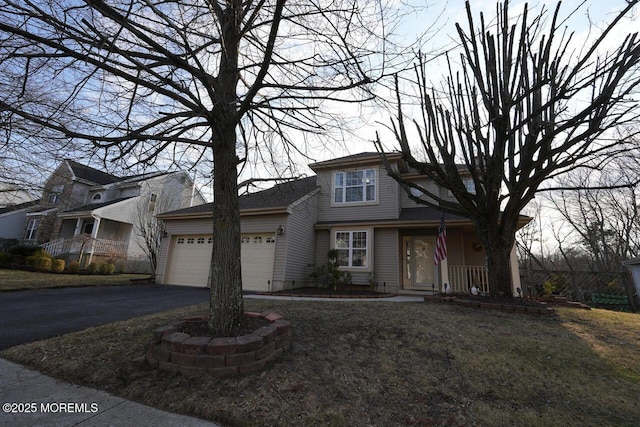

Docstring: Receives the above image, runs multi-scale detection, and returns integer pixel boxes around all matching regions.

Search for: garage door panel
[165,235,212,287]
[166,233,275,291]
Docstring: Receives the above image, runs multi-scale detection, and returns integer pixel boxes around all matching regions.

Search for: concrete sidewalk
[0,358,219,427]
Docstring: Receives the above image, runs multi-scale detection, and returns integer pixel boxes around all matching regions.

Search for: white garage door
[166,233,276,291]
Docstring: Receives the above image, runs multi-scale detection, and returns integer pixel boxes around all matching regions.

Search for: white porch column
[73,218,82,236]
[510,244,522,297]
[86,216,101,266]
[441,258,450,294]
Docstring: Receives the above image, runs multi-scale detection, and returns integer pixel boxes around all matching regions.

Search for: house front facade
[2,160,205,270]
[156,152,527,295]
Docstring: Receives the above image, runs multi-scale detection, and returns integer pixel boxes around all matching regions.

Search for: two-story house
[3,159,205,271]
[155,152,527,295]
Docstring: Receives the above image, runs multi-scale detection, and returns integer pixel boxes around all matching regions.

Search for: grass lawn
[2,300,639,426]
[0,269,151,291]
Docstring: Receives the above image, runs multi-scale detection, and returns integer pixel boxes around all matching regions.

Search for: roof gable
[66,160,121,185]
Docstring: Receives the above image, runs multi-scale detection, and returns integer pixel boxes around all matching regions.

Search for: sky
[322,0,640,161]
[280,0,640,256]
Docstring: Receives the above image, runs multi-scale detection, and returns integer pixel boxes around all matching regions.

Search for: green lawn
[2,300,639,426]
[0,269,151,291]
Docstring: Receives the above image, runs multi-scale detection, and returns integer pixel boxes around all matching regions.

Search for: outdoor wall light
[277,225,285,235]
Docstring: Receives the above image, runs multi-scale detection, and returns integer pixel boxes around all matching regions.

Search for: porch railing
[41,236,128,258]
[448,265,489,294]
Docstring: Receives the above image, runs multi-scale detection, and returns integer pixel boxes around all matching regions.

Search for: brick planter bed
[146,311,291,378]
[423,295,558,316]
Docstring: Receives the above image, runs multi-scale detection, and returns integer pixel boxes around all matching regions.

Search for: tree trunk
[478,221,516,298]
[484,243,514,297]
[208,138,244,336]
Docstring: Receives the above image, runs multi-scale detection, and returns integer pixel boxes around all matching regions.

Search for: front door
[402,236,437,290]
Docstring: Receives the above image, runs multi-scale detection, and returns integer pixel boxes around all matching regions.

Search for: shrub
[51,259,65,273]
[99,262,115,275]
[86,262,99,274]
[67,261,80,274]
[308,250,352,290]
[9,244,46,258]
[0,238,19,252]
[0,252,11,267]
[27,255,52,272]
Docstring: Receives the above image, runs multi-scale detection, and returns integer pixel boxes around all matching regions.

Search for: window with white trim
[334,230,368,268]
[334,169,376,204]
[48,185,63,204]
[25,219,40,240]
[148,193,158,213]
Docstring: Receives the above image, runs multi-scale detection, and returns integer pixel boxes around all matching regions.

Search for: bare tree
[375,0,640,297]
[0,0,399,334]
[546,156,640,273]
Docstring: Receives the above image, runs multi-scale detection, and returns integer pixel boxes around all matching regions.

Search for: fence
[520,267,637,311]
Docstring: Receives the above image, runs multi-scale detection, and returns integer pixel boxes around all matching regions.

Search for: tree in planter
[0,0,399,334]
[375,0,640,297]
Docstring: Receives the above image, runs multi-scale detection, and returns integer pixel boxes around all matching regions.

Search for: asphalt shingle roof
[161,176,318,217]
[66,160,121,185]
[62,197,134,213]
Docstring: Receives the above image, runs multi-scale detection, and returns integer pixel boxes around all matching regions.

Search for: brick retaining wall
[146,311,291,378]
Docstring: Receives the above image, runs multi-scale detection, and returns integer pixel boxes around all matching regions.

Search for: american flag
[434,213,447,265]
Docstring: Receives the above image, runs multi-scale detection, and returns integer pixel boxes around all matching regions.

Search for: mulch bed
[424,293,591,316]
[263,286,395,298]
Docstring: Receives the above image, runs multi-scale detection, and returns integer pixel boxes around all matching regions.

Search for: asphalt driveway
[0,285,208,350]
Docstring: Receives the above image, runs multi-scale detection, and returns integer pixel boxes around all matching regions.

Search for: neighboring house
[156,152,529,294]
[1,159,205,270]
[0,184,36,208]
[0,200,41,240]
[621,258,640,307]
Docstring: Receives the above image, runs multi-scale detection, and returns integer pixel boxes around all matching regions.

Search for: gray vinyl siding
[400,178,440,208]
[446,228,464,265]
[315,229,330,267]
[316,165,400,222]
[373,228,400,293]
[0,210,28,240]
[281,194,319,289]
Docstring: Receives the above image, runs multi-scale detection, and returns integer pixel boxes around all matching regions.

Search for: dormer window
[333,169,376,204]
[92,193,102,202]
[48,185,63,204]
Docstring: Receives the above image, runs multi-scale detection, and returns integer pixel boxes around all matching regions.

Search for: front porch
[41,215,132,264]
[41,235,128,260]
[400,230,521,296]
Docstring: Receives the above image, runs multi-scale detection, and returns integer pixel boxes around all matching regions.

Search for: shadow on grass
[1,300,639,426]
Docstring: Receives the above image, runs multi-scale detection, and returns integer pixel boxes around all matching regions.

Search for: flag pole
[435,212,449,293]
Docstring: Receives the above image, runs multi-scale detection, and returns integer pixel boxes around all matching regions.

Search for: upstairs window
[148,193,158,213]
[92,193,102,202]
[464,178,476,194]
[334,169,376,204]
[48,185,64,204]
